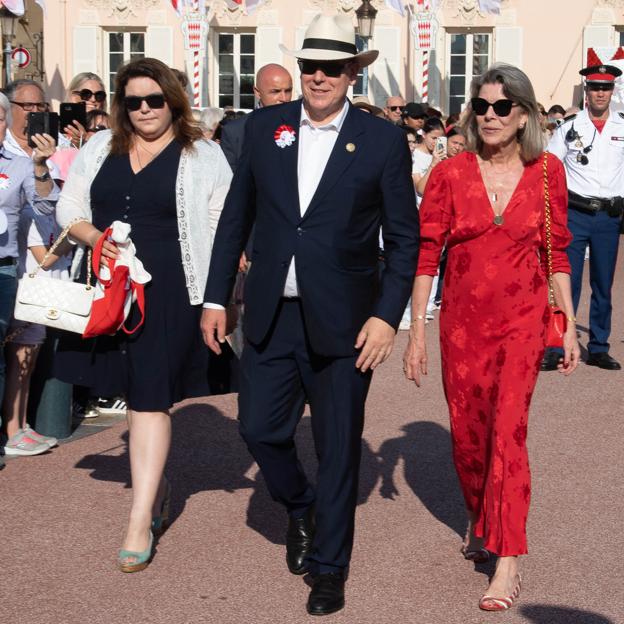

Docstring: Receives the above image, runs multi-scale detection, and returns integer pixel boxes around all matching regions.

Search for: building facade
[3,0,624,112]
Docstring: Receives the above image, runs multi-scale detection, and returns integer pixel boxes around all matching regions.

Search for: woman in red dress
[404,64,580,611]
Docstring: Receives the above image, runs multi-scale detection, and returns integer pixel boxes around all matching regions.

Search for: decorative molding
[146,9,167,25]
[453,0,484,23]
[591,8,616,24]
[307,0,382,13]
[84,0,159,23]
[598,0,624,8]
[79,9,99,24]
[257,10,279,25]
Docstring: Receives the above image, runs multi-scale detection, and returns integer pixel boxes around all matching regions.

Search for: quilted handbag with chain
[13,218,95,334]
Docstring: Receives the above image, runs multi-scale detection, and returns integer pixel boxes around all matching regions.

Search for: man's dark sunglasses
[297,59,348,78]
[73,89,107,103]
[10,100,49,112]
[587,84,614,92]
[124,94,166,111]
[87,125,108,133]
[389,105,404,112]
[471,97,517,117]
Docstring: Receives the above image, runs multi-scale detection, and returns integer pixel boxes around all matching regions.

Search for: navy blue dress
[56,140,235,410]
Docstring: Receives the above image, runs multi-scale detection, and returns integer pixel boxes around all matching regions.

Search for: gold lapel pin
[346,143,356,153]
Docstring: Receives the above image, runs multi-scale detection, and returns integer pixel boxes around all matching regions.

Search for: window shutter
[370,26,401,106]
[146,26,174,67]
[583,25,614,64]
[73,26,98,76]
[256,26,282,70]
[495,27,523,68]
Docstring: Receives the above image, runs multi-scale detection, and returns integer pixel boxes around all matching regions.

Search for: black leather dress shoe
[540,351,561,371]
[307,573,345,616]
[586,352,622,370]
[286,506,315,575]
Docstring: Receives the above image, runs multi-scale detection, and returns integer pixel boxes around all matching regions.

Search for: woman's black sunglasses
[73,89,107,103]
[471,97,517,117]
[124,94,166,111]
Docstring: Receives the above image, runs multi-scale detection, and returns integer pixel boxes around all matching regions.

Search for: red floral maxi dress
[416,151,572,556]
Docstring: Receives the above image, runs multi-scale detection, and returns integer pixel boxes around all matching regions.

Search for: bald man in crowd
[220,63,293,171]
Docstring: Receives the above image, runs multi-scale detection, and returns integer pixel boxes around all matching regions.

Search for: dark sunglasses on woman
[297,59,348,78]
[73,89,107,103]
[124,94,166,111]
[470,97,517,117]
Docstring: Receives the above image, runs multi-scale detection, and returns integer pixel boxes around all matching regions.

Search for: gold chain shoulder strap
[30,217,92,286]
[542,152,555,307]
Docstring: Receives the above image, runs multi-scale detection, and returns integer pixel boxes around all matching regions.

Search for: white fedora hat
[280,14,379,68]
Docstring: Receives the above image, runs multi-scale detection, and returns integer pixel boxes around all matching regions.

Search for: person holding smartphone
[63,73,108,148]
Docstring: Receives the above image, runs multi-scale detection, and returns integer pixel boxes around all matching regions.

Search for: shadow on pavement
[521,605,614,624]
[378,421,466,538]
[74,403,256,530]
[246,415,381,545]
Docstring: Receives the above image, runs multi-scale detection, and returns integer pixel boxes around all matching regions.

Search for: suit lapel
[303,104,365,220]
[277,102,303,223]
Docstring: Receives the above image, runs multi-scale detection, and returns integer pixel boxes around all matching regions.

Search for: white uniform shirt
[547,107,624,199]
[282,99,350,298]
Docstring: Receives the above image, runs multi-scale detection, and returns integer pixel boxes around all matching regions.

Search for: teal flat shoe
[151,480,172,536]
[118,530,154,573]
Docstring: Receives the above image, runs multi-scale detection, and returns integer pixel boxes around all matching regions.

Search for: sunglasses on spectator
[297,59,349,78]
[87,124,108,133]
[73,89,107,103]
[389,106,405,112]
[470,97,517,117]
[10,100,49,112]
[124,94,166,111]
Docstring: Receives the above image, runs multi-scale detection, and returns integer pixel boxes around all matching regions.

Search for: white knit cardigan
[56,129,232,305]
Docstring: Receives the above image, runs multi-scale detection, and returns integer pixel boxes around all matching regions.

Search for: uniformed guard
[543,64,624,370]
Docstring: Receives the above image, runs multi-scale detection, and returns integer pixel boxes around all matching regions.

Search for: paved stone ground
[2,245,623,624]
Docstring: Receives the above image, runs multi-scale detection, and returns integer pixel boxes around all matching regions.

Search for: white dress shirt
[547,107,624,199]
[283,99,350,297]
[204,99,350,308]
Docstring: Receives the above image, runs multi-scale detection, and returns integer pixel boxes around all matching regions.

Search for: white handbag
[13,218,95,334]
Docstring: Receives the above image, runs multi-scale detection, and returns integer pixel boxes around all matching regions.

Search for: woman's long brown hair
[109,57,202,154]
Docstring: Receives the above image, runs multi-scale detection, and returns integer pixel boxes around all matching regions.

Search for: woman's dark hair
[422,117,445,135]
[110,57,202,155]
[547,104,566,117]
[446,126,465,139]
[85,109,109,128]
[445,113,460,128]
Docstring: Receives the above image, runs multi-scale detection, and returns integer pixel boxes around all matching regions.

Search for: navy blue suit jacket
[205,100,419,357]
[219,115,247,172]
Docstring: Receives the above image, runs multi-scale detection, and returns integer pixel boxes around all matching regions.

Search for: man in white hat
[202,14,418,615]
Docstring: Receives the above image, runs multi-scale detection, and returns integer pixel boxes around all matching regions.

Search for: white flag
[479,0,501,14]
[246,0,264,14]
[385,0,405,17]
[0,0,25,16]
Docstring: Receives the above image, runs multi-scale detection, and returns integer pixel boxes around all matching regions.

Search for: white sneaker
[3,430,50,456]
[96,397,127,416]
[24,426,58,449]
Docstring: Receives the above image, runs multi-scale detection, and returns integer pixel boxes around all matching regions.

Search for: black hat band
[302,38,357,56]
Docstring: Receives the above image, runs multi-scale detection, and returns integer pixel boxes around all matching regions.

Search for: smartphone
[435,136,447,157]
[59,102,87,132]
[27,112,59,149]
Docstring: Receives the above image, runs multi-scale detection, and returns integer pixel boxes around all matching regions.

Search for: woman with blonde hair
[56,58,232,572]
[404,63,580,611]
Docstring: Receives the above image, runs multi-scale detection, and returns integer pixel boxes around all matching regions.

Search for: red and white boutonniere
[274,125,296,149]
[0,173,10,190]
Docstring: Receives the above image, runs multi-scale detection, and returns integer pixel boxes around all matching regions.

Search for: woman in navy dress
[57,58,233,571]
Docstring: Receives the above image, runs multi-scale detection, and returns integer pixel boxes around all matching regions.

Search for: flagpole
[192,0,201,106]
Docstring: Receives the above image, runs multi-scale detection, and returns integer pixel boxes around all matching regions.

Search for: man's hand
[201,308,227,354]
[31,133,56,164]
[355,317,395,372]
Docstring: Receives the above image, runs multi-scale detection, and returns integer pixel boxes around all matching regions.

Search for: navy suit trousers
[566,207,621,353]
[238,299,372,574]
